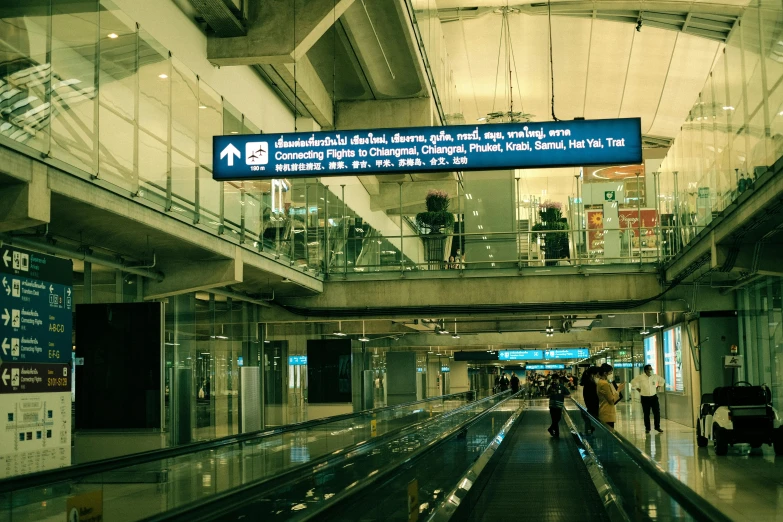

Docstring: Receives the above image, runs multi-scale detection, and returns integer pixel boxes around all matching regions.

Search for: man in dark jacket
[510,372,520,392]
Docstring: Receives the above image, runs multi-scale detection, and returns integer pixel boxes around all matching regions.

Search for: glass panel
[170,57,197,213]
[97,0,136,192]
[0,3,51,151]
[198,80,221,230]
[50,0,98,174]
[137,29,168,204]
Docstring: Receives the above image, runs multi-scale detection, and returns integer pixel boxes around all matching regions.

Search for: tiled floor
[613,400,783,522]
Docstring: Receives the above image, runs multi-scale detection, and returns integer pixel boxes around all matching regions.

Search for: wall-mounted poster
[307,339,352,403]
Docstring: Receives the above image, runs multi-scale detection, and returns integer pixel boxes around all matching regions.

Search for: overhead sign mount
[213,118,642,181]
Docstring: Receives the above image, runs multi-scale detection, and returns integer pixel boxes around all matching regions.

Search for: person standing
[597,364,624,429]
[580,366,600,433]
[547,376,571,437]
[510,372,520,393]
[499,373,510,392]
[631,364,666,433]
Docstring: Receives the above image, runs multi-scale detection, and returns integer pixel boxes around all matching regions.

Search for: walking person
[631,364,666,433]
[580,366,600,433]
[547,376,571,437]
[510,372,520,393]
[499,373,510,392]
[597,364,625,429]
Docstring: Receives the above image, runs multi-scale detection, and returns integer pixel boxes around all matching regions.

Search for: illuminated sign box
[613,362,640,368]
[441,366,450,373]
[526,364,565,370]
[213,118,642,181]
[544,348,589,360]
[288,356,307,366]
[498,350,543,361]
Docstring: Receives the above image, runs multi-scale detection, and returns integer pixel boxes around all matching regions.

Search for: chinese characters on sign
[213,119,642,180]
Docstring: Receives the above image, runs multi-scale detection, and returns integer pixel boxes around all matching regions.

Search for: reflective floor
[613,401,783,522]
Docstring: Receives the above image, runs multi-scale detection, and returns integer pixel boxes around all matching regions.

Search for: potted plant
[416,190,454,268]
[532,200,569,266]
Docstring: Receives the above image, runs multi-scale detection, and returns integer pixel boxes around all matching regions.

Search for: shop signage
[288,355,307,366]
[544,348,589,359]
[0,247,72,365]
[587,209,659,254]
[526,364,565,370]
[498,350,543,361]
[213,118,642,180]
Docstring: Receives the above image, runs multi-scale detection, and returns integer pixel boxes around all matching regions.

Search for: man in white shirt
[631,364,666,433]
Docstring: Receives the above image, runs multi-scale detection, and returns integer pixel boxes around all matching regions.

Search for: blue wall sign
[288,355,308,366]
[0,247,72,365]
[526,364,566,370]
[213,118,642,180]
[441,366,450,373]
[498,350,543,361]
[544,348,589,360]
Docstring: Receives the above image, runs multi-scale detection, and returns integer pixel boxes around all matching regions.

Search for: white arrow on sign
[2,277,7,296]
[2,250,9,268]
[1,369,8,386]
[49,284,53,293]
[67,288,71,297]
[1,338,7,355]
[1,309,8,326]
[220,143,241,166]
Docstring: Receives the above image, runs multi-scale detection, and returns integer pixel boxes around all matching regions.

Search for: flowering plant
[425,189,450,212]
[539,200,563,212]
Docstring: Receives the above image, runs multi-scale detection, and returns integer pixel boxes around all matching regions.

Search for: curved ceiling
[441,10,724,137]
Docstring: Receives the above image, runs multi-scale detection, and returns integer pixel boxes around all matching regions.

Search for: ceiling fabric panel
[583,18,635,120]
[646,34,721,136]
[550,14,592,120]
[619,26,678,130]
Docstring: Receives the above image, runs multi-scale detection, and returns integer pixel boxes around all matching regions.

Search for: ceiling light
[640,329,650,335]
[452,334,460,339]
[107,33,118,39]
[158,73,168,79]
[358,321,369,342]
[722,106,735,111]
[333,320,347,337]
[199,105,207,109]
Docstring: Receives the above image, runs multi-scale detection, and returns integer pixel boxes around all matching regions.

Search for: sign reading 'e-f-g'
[212,118,642,181]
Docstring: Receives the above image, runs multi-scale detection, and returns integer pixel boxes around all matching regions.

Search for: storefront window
[643,334,659,374]
[663,326,684,392]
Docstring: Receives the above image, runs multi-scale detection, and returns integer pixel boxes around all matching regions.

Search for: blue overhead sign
[526,364,566,370]
[498,350,543,361]
[212,118,642,180]
[544,348,589,360]
[0,247,73,366]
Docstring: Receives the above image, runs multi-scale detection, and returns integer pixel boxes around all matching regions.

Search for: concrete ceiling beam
[207,0,356,65]
[0,161,49,232]
[144,246,244,300]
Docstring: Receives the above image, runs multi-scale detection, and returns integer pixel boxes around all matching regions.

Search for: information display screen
[213,118,642,180]
[526,364,565,370]
[288,355,308,366]
[498,350,543,361]
[544,348,589,360]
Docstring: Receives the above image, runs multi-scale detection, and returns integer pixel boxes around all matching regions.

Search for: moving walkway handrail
[146,390,515,522]
[568,399,732,522]
[0,391,473,493]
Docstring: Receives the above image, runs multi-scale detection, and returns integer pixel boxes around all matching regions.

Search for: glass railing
[146,390,518,522]
[0,392,474,522]
[563,400,732,522]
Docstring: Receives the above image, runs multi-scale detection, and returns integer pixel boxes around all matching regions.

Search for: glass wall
[657,3,783,252]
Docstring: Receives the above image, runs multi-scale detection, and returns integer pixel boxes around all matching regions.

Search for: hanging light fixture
[640,314,650,335]
[481,5,534,123]
[545,316,554,337]
[333,321,347,337]
[653,312,664,329]
[359,321,370,342]
[452,318,460,339]
[264,323,271,344]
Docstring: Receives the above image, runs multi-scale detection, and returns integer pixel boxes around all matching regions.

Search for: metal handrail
[145,390,514,522]
[0,391,473,493]
[567,399,733,522]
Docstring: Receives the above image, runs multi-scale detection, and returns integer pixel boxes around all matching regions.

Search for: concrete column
[386,352,417,406]
[0,162,50,232]
[449,361,469,394]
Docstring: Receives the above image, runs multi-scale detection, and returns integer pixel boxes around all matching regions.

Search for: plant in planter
[415,189,454,234]
[532,200,569,266]
[416,190,454,268]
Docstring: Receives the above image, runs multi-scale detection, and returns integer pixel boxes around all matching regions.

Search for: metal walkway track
[465,409,609,522]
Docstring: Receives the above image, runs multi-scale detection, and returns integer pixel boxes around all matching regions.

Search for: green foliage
[533,205,569,264]
[416,211,454,234]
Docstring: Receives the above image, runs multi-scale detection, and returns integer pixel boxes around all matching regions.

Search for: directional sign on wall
[213,118,642,180]
[0,247,73,364]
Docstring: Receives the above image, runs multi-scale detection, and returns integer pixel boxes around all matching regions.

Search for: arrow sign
[1,338,8,355]
[1,368,8,386]
[49,284,54,293]
[2,277,7,295]
[1,309,8,326]
[67,288,71,297]
[220,144,241,166]
[2,250,9,268]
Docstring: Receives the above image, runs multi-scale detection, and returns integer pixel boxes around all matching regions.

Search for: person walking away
[580,366,600,433]
[547,376,571,437]
[597,364,624,429]
[510,372,520,393]
[631,364,665,433]
[499,373,510,392]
